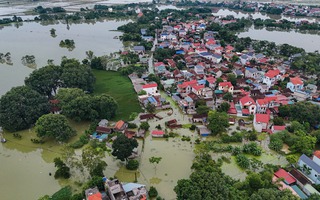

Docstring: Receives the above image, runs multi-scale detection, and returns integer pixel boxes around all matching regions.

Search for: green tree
[0,86,49,131]
[223,92,233,102]
[62,94,117,121]
[50,28,56,37]
[60,59,96,93]
[82,146,107,177]
[307,194,320,200]
[85,50,94,62]
[236,154,250,169]
[273,117,284,126]
[196,105,210,115]
[227,73,237,86]
[55,88,86,108]
[140,121,150,131]
[207,111,229,135]
[126,159,139,170]
[51,186,72,200]
[149,186,158,198]
[291,130,316,155]
[35,113,76,142]
[92,94,118,120]
[112,134,138,163]
[90,56,104,70]
[174,170,243,200]
[53,157,70,179]
[146,102,156,113]
[149,156,162,172]
[25,65,62,97]
[217,102,230,112]
[230,55,239,64]
[249,188,299,200]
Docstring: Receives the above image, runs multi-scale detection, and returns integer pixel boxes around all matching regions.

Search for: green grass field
[93,70,142,121]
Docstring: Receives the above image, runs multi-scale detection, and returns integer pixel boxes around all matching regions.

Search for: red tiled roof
[273,125,286,131]
[219,81,233,88]
[206,39,216,45]
[314,150,320,159]
[114,120,125,130]
[240,95,256,106]
[142,83,158,89]
[154,62,165,67]
[290,77,303,85]
[88,193,102,200]
[225,45,234,51]
[242,109,250,115]
[178,80,197,88]
[192,85,204,91]
[265,69,280,78]
[255,114,270,123]
[274,169,296,185]
[151,130,165,135]
[206,76,216,84]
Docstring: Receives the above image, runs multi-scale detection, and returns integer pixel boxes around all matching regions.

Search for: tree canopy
[55,88,86,108]
[0,86,49,131]
[112,134,138,162]
[35,113,76,142]
[60,59,96,92]
[279,102,320,127]
[62,94,118,121]
[207,110,229,135]
[25,65,62,98]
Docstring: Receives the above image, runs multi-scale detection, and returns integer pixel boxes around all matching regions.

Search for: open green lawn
[93,70,142,121]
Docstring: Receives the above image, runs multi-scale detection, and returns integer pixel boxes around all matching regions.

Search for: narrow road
[148,32,158,74]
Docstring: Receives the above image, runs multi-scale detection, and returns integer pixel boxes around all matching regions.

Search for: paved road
[148,32,158,74]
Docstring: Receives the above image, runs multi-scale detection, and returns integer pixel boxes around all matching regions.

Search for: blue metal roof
[148,96,157,104]
[291,185,308,199]
[185,96,193,103]
[123,183,146,193]
[246,67,258,73]
[199,52,213,56]
[299,154,320,173]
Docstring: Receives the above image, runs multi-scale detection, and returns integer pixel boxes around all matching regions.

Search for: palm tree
[303,164,312,175]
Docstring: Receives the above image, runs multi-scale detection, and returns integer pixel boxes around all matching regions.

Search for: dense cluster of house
[271,151,320,199]
[85,179,147,200]
[130,16,319,135]
[212,0,320,17]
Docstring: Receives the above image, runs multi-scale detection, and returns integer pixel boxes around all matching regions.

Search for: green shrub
[126,160,139,170]
[189,124,196,130]
[149,186,158,198]
[128,123,137,129]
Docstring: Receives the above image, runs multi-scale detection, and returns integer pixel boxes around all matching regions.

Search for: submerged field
[93,70,142,121]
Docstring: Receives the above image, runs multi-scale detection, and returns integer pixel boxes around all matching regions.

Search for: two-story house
[245,67,261,80]
[287,77,304,92]
[142,83,158,95]
[239,95,256,115]
[263,69,281,86]
[298,154,320,184]
[253,113,270,132]
[218,82,234,94]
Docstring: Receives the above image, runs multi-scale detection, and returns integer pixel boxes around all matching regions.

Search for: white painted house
[253,113,270,132]
[298,154,320,184]
[263,69,281,86]
[142,83,158,95]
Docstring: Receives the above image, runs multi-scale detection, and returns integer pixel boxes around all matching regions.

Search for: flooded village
[1,0,320,200]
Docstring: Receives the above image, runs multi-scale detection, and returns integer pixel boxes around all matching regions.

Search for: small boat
[1,138,6,143]
[113,36,118,39]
